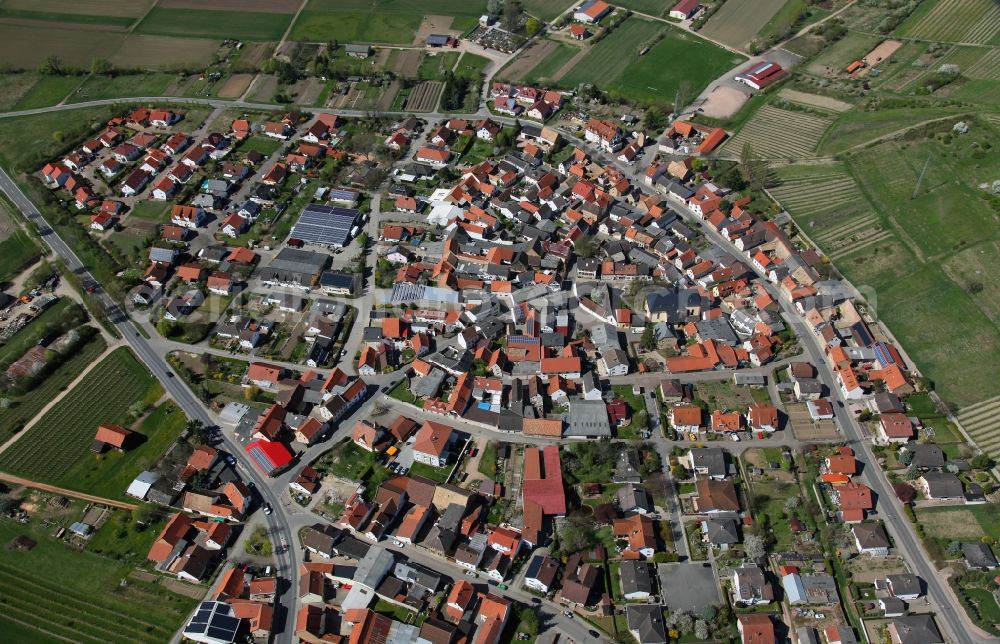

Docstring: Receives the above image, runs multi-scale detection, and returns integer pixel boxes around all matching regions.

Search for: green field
[454,53,490,80]
[517,42,578,84]
[289,10,422,44]
[0,214,41,284]
[67,73,175,104]
[0,333,107,437]
[520,0,574,21]
[13,74,81,109]
[0,506,197,643]
[418,51,460,81]
[900,0,1000,45]
[0,8,135,26]
[56,401,187,500]
[816,106,971,155]
[699,0,787,49]
[128,200,171,222]
[290,0,486,43]
[135,7,291,41]
[0,105,112,171]
[558,18,740,103]
[609,0,672,14]
[0,347,162,484]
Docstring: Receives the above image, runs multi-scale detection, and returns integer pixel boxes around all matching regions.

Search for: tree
[525,17,541,35]
[487,0,503,15]
[784,496,800,511]
[91,58,114,75]
[893,482,915,504]
[694,619,709,640]
[644,104,666,132]
[898,447,914,466]
[38,55,63,76]
[639,324,656,351]
[744,533,767,560]
[971,453,993,470]
[594,503,618,525]
[0,494,19,514]
[669,610,693,633]
[739,141,771,193]
[904,463,919,480]
[702,604,717,622]
[671,463,687,480]
[503,0,523,31]
[574,234,598,258]
[132,503,154,526]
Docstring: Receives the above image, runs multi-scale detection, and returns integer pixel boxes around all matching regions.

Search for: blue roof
[427,34,450,45]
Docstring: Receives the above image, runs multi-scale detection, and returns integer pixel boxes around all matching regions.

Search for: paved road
[0,168,301,643]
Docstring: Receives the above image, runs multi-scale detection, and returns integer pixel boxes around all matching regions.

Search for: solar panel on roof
[247,444,275,473]
[291,204,359,247]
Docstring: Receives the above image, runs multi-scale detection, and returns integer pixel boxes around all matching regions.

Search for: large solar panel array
[184,601,241,643]
[291,204,359,248]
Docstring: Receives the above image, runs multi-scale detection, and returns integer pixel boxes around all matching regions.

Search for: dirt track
[0,472,137,510]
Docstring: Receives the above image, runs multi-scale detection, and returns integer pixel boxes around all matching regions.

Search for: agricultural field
[0,74,43,109]
[0,347,162,484]
[403,81,443,112]
[135,7,292,41]
[0,204,42,283]
[288,0,487,45]
[12,75,81,109]
[520,0,574,21]
[722,104,832,159]
[500,39,574,83]
[0,0,152,18]
[959,395,1000,459]
[900,0,1000,45]
[0,24,125,69]
[770,162,881,260]
[0,498,197,643]
[559,18,662,88]
[66,72,175,104]
[57,401,188,500]
[699,0,787,50]
[454,52,490,80]
[550,17,738,103]
[776,89,853,113]
[109,34,224,69]
[418,51,460,81]
[0,335,107,437]
[816,106,971,155]
[0,8,135,27]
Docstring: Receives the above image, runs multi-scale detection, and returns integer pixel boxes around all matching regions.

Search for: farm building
[670,0,699,20]
[245,439,294,476]
[426,34,456,47]
[290,204,360,248]
[574,0,611,23]
[92,423,134,453]
[345,43,372,58]
[735,61,786,90]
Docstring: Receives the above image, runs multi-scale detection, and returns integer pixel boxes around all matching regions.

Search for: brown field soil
[919,509,985,539]
[0,24,124,68]
[110,34,221,69]
[236,42,273,71]
[218,73,254,98]
[1,0,153,17]
[248,74,278,102]
[0,74,38,109]
[550,46,589,82]
[291,77,324,105]
[393,48,423,79]
[376,80,400,111]
[0,16,128,31]
[501,39,556,82]
[157,0,300,12]
[408,80,443,111]
[698,85,749,119]
[413,15,458,45]
[162,74,197,96]
[778,89,853,113]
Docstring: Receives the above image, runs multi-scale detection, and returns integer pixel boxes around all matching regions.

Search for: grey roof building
[626,604,667,644]
[963,542,998,570]
[617,483,653,515]
[704,517,740,546]
[920,472,964,499]
[905,443,944,469]
[291,204,359,248]
[619,560,654,599]
[686,447,727,479]
[888,616,943,644]
[258,248,330,288]
[566,400,612,438]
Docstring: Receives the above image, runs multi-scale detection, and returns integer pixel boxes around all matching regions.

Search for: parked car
[262,504,272,515]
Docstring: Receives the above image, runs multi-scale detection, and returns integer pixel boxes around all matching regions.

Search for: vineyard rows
[0,348,157,482]
[905,0,1000,44]
[722,105,831,159]
[959,395,1000,458]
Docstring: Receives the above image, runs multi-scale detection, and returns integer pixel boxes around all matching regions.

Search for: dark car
[589,630,600,638]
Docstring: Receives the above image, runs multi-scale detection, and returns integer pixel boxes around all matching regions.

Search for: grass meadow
[135,7,291,41]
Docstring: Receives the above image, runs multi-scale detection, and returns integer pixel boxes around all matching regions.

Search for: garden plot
[699,0,787,50]
[722,105,832,159]
[405,81,443,112]
[777,89,853,113]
